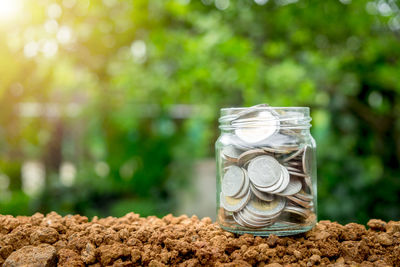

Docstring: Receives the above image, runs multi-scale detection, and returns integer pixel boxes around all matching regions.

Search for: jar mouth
[220,106,309,113]
[219,105,311,130]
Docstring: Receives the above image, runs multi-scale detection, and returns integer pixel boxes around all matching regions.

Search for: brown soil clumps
[0,212,399,266]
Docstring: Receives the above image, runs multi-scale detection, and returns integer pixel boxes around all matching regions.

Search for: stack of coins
[219,106,315,229]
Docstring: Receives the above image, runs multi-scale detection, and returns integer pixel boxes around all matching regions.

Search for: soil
[0,213,399,266]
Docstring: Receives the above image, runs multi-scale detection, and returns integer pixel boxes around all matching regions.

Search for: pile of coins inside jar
[219,105,315,229]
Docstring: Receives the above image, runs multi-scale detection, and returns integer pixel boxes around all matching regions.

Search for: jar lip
[219,106,311,130]
[221,106,309,112]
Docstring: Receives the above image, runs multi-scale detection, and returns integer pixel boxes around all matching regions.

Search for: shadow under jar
[216,105,317,236]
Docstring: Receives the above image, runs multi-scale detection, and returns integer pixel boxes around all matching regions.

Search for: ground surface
[0,213,399,266]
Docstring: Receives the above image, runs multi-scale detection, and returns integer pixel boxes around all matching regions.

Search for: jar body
[216,106,317,236]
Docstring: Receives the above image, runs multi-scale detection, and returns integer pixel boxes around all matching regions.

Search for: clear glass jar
[215,105,317,236]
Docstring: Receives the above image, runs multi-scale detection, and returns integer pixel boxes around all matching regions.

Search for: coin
[234,169,250,198]
[222,166,245,197]
[288,171,307,178]
[237,149,267,167]
[277,176,302,196]
[303,145,313,175]
[250,183,274,201]
[287,196,313,209]
[304,176,312,191]
[288,161,302,166]
[294,189,313,201]
[278,212,308,224]
[234,110,279,144]
[237,212,275,228]
[234,212,272,228]
[220,189,251,212]
[283,146,305,162]
[245,196,286,217]
[283,205,310,218]
[285,166,302,172]
[262,146,292,154]
[241,206,281,221]
[255,169,284,193]
[232,212,249,227]
[233,104,271,121]
[270,165,291,194]
[247,156,282,187]
[221,145,241,163]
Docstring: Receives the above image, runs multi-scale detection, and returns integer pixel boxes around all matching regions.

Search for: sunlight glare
[0,0,22,21]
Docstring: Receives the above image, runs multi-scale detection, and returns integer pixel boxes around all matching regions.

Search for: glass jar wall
[215,105,317,236]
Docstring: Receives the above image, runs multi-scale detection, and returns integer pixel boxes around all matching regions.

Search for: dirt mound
[0,213,399,266]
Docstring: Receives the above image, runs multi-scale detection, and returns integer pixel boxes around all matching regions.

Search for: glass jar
[215,105,317,236]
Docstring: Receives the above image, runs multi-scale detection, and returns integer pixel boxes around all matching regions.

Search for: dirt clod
[31,226,59,245]
[0,213,399,266]
[3,244,57,267]
[367,219,386,231]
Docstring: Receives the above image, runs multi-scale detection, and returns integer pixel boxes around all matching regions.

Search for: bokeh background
[0,0,399,225]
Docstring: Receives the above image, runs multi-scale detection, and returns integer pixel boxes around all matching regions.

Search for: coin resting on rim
[234,110,280,145]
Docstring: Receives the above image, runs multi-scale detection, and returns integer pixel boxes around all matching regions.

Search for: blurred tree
[0,0,399,224]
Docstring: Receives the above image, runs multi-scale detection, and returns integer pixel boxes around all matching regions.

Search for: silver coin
[283,146,305,162]
[287,196,313,209]
[234,212,270,228]
[239,209,276,225]
[247,156,282,187]
[269,165,291,194]
[304,176,313,191]
[262,146,292,154]
[241,206,281,221]
[288,171,307,177]
[232,212,248,227]
[302,145,313,175]
[285,166,302,172]
[288,161,302,166]
[237,213,275,228]
[234,169,250,198]
[255,169,284,193]
[245,196,286,217]
[277,176,302,196]
[295,189,313,201]
[233,104,271,121]
[250,183,275,201]
[283,205,310,218]
[234,110,280,145]
[222,166,245,197]
[237,149,267,167]
[221,145,241,163]
[220,189,251,212]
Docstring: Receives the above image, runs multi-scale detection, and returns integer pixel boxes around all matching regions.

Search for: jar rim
[219,105,311,130]
[220,106,309,112]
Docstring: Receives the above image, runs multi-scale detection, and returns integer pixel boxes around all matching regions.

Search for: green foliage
[0,0,399,224]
